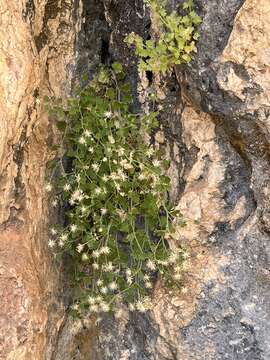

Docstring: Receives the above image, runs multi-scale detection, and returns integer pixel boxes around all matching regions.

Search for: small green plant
[46,63,187,316]
[125,0,201,74]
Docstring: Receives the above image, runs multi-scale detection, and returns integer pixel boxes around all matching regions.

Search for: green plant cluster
[125,0,201,74]
[46,63,187,315]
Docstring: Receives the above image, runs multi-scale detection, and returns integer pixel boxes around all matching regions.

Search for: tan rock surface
[0,0,79,358]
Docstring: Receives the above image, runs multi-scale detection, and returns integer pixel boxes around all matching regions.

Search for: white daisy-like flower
[92,262,99,270]
[48,239,55,248]
[136,301,146,313]
[80,206,87,214]
[76,243,84,253]
[117,147,125,156]
[72,303,79,311]
[58,239,65,247]
[60,233,68,241]
[102,175,109,182]
[152,159,160,167]
[100,286,108,294]
[45,183,52,192]
[146,148,154,157]
[95,187,102,195]
[126,268,132,277]
[101,208,107,215]
[63,183,71,191]
[145,281,152,289]
[104,262,114,272]
[127,276,133,285]
[104,111,113,118]
[92,163,99,172]
[168,253,178,264]
[70,224,78,233]
[88,296,96,305]
[100,246,110,255]
[89,304,99,313]
[88,147,94,153]
[84,130,91,137]
[96,279,103,287]
[143,274,150,281]
[79,136,86,145]
[92,250,100,258]
[100,302,110,312]
[50,228,57,236]
[146,260,156,271]
[128,303,135,312]
[109,281,118,291]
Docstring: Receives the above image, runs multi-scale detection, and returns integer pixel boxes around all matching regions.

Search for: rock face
[1,0,270,359]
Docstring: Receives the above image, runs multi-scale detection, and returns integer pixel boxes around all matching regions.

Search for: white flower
[92,250,100,258]
[109,281,118,291]
[117,147,125,156]
[97,279,103,287]
[104,111,112,118]
[89,304,99,313]
[58,239,65,247]
[45,183,52,192]
[50,228,57,236]
[128,303,135,312]
[79,136,86,145]
[92,163,99,172]
[100,286,108,294]
[136,301,146,313]
[88,296,96,305]
[71,189,84,203]
[168,253,178,264]
[100,302,110,312]
[145,281,152,289]
[146,148,154,157]
[104,262,114,272]
[102,175,109,182]
[92,262,99,270]
[95,187,102,195]
[70,224,78,233]
[101,208,107,215]
[88,147,94,153]
[84,130,91,137]
[52,200,58,207]
[146,260,156,271]
[80,206,87,214]
[100,246,110,255]
[127,276,133,285]
[76,243,84,253]
[153,159,160,167]
[72,303,79,311]
[126,268,132,277]
[108,135,115,144]
[143,274,150,281]
[60,233,68,241]
[63,183,71,191]
[102,157,108,162]
[48,239,55,248]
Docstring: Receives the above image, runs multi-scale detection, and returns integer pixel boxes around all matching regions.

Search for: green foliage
[46,64,187,315]
[125,0,201,74]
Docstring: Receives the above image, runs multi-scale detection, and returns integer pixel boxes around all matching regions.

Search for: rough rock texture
[0,0,82,358]
[1,0,270,359]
